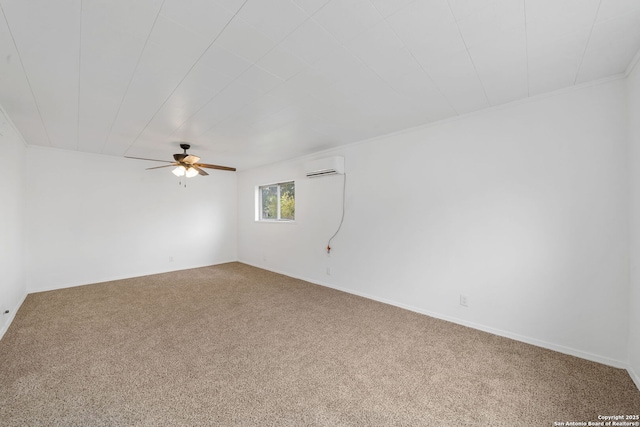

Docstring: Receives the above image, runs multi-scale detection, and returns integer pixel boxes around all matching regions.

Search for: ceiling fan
[126,143,236,178]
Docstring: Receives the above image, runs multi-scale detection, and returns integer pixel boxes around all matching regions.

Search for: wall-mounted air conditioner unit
[304,156,345,178]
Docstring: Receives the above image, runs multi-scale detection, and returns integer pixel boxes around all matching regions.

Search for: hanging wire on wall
[327,173,347,254]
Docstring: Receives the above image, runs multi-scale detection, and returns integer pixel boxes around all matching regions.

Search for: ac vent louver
[304,156,345,178]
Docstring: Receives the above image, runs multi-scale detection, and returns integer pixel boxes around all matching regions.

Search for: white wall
[26,146,237,292]
[238,78,631,367]
[628,58,640,388]
[0,108,27,338]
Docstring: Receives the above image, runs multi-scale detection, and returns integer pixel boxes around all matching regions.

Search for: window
[258,181,295,221]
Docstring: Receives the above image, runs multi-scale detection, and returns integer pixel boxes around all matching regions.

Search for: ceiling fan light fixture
[172,165,186,177]
[185,166,198,178]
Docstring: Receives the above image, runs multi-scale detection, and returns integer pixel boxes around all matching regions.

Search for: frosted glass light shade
[185,167,198,178]
[172,165,186,177]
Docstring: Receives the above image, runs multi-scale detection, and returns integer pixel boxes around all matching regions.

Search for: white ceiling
[1,0,639,170]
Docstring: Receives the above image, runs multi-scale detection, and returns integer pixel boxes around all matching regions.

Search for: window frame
[256,180,295,223]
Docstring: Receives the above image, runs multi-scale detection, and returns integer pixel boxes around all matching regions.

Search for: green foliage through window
[259,181,295,221]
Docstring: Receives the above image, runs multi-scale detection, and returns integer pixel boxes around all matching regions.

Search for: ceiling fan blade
[146,164,178,170]
[125,156,174,163]
[183,155,200,164]
[195,163,236,172]
[192,165,209,176]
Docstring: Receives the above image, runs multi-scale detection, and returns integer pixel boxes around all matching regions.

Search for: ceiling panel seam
[99,0,167,155]
[122,0,254,157]
[373,0,460,116]
[445,0,491,107]
[168,4,318,142]
[625,48,640,77]
[0,1,52,146]
[524,0,530,97]
[573,0,603,85]
[76,0,82,150]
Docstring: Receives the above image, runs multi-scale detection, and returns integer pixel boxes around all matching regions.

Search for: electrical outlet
[460,294,468,307]
[326,267,332,275]
[169,256,174,262]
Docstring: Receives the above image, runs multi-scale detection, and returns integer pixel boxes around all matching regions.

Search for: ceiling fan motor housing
[174,143,191,162]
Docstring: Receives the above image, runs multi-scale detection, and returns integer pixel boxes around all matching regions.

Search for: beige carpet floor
[0,262,638,426]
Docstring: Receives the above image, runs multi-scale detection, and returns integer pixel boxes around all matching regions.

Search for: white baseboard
[27,260,238,294]
[0,291,28,341]
[239,260,628,370]
[629,366,640,392]
[3,261,238,340]
[11,259,635,385]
